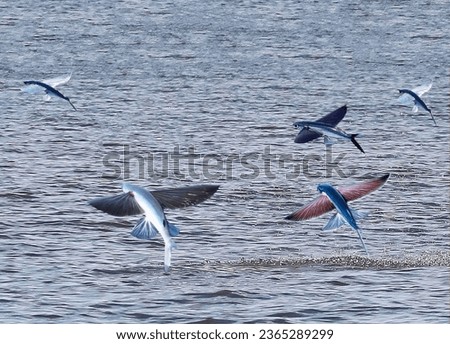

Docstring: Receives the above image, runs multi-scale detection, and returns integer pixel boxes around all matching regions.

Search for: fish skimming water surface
[89,183,219,272]
[285,174,390,256]
[293,105,347,144]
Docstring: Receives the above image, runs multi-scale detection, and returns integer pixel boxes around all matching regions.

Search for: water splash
[208,251,450,269]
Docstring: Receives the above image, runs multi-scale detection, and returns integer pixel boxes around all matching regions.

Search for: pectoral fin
[89,192,143,217]
[151,185,219,209]
[294,127,322,143]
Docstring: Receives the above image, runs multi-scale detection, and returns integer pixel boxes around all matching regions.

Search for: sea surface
[0,0,449,323]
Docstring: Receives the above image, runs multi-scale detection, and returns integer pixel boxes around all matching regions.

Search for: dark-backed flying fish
[22,73,77,111]
[293,121,365,153]
[285,174,390,256]
[398,83,436,125]
[294,105,347,144]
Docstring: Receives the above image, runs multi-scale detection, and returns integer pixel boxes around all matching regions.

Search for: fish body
[317,183,358,229]
[22,73,72,95]
[399,89,431,113]
[293,121,365,153]
[23,78,77,111]
[317,183,368,255]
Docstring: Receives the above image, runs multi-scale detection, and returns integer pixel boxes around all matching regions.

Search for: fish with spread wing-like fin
[285,174,390,256]
[89,183,219,272]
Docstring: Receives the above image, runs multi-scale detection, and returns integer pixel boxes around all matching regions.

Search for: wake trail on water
[202,251,450,270]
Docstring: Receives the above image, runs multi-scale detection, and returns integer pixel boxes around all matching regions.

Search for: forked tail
[164,239,177,273]
[429,111,437,126]
[355,228,369,257]
[350,134,365,154]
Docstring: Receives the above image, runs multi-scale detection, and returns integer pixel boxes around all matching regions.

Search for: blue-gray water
[0,0,449,323]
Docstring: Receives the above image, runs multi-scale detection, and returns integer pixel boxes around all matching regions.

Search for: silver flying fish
[89,183,220,272]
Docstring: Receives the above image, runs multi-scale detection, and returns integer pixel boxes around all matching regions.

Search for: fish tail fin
[429,112,437,126]
[355,228,369,257]
[164,239,177,273]
[350,134,365,154]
